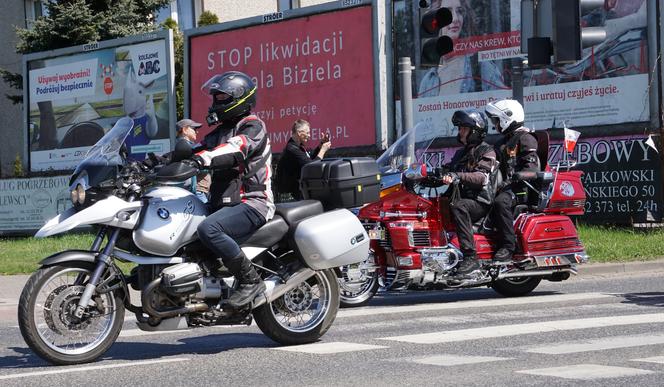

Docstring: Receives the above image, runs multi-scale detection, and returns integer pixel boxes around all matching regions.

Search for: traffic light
[521,0,607,66]
[553,0,606,63]
[420,6,454,67]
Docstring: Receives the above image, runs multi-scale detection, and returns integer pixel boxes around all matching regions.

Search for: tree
[1,0,169,103]
[198,10,219,26]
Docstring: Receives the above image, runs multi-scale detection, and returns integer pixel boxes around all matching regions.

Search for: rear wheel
[491,277,541,297]
[18,263,125,365]
[253,269,339,345]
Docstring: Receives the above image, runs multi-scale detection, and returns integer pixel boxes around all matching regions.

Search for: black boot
[227,253,265,307]
[493,248,513,263]
[456,253,480,275]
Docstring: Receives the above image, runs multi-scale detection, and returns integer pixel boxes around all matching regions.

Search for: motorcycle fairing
[35,196,142,238]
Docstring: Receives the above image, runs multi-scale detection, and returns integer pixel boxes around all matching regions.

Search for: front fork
[73,226,120,318]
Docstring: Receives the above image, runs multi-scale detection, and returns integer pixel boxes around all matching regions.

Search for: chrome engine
[420,247,462,273]
[160,262,223,299]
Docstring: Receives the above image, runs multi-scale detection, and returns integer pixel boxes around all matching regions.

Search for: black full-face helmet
[201,71,256,125]
[451,109,488,145]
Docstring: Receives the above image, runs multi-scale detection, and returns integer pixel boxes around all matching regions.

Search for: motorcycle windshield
[70,117,134,187]
[75,117,134,170]
[376,122,437,174]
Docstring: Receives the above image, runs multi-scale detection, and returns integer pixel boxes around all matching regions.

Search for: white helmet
[485,99,524,134]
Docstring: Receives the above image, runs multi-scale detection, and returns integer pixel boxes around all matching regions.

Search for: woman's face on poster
[436,0,464,40]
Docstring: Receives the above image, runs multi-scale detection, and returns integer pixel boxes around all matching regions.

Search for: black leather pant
[493,190,517,252]
[450,198,490,256]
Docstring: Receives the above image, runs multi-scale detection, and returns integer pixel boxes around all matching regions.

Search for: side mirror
[404,163,427,181]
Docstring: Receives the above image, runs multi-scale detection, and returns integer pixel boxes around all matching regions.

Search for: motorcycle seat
[275,200,324,227]
[241,215,289,248]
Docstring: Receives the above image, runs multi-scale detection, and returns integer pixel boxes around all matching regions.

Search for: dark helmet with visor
[451,109,488,145]
[201,71,256,125]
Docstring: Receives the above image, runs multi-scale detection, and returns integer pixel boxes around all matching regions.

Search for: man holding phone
[276,119,332,200]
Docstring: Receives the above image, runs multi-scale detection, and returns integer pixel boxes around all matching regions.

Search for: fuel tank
[133,186,208,256]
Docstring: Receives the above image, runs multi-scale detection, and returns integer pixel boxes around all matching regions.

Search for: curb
[578,259,664,276]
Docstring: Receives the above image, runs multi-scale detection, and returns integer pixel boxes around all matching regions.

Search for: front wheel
[491,277,541,297]
[338,261,379,308]
[253,268,339,345]
[18,263,125,365]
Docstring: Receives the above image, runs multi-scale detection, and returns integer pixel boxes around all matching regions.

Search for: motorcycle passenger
[485,99,540,263]
[189,71,275,307]
[441,109,498,275]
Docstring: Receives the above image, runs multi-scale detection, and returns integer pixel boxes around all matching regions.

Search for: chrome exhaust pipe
[141,277,209,318]
[252,268,316,309]
[496,267,577,280]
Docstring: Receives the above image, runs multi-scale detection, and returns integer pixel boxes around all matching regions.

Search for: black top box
[300,157,381,210]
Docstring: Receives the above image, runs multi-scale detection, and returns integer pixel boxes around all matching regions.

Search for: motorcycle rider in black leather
[441,109,498,275]
[485,99,540,263]
[189,71,275,307]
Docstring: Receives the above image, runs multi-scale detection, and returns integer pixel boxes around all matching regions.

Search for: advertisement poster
[27,38,172,172]
[0,176,71,234]
[418,131,662,225]
[395,0,649,135]
[188,5,376,151]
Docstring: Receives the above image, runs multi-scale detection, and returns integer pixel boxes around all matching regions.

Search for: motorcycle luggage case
[300,157,380,209]
[293,209,369,270]
[544,170,586,215]
[516,214,584,255]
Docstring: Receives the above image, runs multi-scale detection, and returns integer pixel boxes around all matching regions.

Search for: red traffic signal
[421,7,452,34]
[420,7,454,66]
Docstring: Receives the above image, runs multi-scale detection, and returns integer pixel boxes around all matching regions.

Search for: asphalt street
[2,269,664,386]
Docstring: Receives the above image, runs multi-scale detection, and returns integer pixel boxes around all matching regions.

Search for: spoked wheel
[18,263,125,365]
[492,276,542,297]
[253,268,339,345]
[338,259,379,308]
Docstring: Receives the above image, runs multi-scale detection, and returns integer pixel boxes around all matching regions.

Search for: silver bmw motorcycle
[18,117,369,365]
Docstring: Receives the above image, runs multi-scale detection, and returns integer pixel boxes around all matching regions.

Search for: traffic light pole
[511,57,524,105]
[399,57,414,135]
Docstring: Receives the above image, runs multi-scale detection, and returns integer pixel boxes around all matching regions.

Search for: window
[278,0,300,11]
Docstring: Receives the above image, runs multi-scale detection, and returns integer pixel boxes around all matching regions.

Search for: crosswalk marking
[632,356,664,364]
[524,334,664,354]
[0,357,190,380]
[337,292,614,319]
[274,342,388,354]
[516,364,655,380]
[379,313,664,344]
[412,354,512,366]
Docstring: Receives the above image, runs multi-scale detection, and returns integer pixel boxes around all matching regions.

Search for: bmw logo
[157,207,170,220]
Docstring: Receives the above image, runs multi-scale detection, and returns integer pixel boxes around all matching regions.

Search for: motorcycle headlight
[77,184,86,204]
[70,184,86,205]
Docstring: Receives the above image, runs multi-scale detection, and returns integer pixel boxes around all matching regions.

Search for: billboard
[24,31,176,172]
[418,131,662,225]
[395,0,649,135]
[187,3,377,152]
[0,175,71,234]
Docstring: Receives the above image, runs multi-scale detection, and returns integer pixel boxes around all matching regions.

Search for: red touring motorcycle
[337,123,589,307]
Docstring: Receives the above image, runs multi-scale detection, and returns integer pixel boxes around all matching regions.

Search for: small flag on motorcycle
[563,123,581,153]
